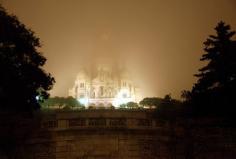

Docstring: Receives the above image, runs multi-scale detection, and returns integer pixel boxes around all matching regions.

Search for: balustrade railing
[41,118,158,130]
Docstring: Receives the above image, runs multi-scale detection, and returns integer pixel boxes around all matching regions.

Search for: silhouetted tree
[163,94,172,102]
[181,90,192,101]
[64,96,83,108]
[139,97,162,108]
[40,96,84,109]
[54,96,65,108]
[0,5,55,112]
[154,94,182,121]
[126,101,139,109]
[0,5,55,158]
[190,21,236,117]
[119,103,127,109]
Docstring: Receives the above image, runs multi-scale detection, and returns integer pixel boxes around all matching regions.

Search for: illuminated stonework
[69,61,139,107]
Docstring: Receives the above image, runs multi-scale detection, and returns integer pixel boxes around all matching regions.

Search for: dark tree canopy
[152,95,182,120]
[139,97,163,107]
[188,22,236,117]
[40,96,84,109]
[0,6,55,112]
[126,101,139,109]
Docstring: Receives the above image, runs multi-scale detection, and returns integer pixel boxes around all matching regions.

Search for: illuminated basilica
[69,60,139,107]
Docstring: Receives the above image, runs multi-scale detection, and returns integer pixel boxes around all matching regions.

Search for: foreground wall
[13,110,236,159]
[23,110,171,159]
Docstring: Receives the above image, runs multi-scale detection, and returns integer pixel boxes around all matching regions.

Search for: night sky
[1,0,236,99]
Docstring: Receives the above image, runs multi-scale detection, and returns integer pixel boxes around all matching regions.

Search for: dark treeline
[40,96,85,109]
[140,95,183,120]
[181,22,236,123]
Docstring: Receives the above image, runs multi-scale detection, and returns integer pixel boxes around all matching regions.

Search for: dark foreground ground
[0,109,235,159]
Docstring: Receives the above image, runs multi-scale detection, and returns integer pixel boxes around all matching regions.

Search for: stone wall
[3,110,236,159]
[23,110,171,159]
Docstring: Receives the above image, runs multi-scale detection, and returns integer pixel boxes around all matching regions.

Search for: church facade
[69,61,139,107]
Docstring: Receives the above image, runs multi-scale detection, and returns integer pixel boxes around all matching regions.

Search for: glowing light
[78,97,88,106]
[36,96,40,101]
[112,88,135,107]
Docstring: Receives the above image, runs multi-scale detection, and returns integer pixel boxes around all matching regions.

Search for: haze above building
[2,0,236,99]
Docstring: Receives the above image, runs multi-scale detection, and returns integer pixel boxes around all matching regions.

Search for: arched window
[75,86,78,93]
[100,86,104,96]
[75,86,78,97]
[129,84,132,93]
